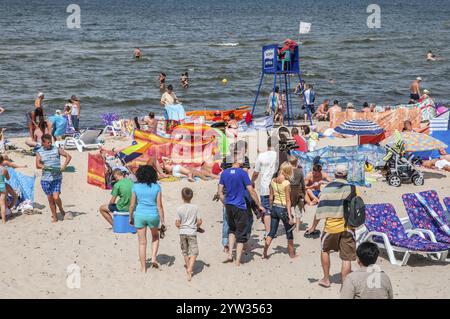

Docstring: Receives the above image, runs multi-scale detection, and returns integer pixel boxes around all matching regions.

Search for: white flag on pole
[299,21,312,34]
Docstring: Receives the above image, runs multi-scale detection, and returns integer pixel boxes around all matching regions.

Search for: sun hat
[423,89,430,94]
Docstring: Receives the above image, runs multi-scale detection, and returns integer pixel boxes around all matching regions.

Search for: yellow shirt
[324,188,359,234]
[272,179,290,206]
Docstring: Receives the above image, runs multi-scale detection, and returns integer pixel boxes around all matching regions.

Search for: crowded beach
[1,42,450,299]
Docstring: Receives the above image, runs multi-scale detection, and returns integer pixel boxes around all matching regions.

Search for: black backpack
[344,185,366,228]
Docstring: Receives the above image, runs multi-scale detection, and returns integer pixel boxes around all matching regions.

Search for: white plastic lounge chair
[359,203,449,266]
[63,129,103,152]
[104,120,123,137]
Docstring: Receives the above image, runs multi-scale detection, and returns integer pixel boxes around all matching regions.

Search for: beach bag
[344,185,366,228]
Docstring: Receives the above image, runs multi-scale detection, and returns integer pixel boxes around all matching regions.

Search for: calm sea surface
[1,0,450,133]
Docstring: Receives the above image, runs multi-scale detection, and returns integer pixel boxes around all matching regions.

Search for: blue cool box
[113,212,136,234]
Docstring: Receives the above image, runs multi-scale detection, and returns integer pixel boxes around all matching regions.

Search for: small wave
[210,43,239,47]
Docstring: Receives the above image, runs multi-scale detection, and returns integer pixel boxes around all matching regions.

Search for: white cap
[335,164,348,176]
[38,92,44,98]
[55,109,62,115]
[423,89,430,94]
[417,77,422,81]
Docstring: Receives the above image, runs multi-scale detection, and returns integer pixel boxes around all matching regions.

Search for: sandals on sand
[159,225,167,239]
[304,230,321,239]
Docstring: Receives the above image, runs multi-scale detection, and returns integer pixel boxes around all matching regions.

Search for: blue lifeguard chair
[251,43,312,126]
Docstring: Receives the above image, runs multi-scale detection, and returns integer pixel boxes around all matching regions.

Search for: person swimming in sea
[159,72,166,92]
[427,50,436,61]
[134,47,142,59]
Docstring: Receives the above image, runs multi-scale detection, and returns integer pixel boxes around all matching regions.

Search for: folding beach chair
[402,191,450,250]
[360,203,449,266]
[63,129,103,152]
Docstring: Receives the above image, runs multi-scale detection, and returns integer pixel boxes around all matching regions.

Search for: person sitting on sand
[341,242,393,299]
[346,102,355,110]
[175,187,202,281]
[421,89,431,101]
[225,112,239,138]
[326,100,342,121]
[145,112,158,134]
[35,134,73,223]
[370,103,376,112]
[315,100,330,121]
[134,47,142,59]
[292,127,307,152]
[304,164,333,206]
[160,85,180,106]
[99,168,134,226]
[129,165,165,272]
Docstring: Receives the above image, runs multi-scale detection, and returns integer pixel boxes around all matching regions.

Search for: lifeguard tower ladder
[251,44,312,126]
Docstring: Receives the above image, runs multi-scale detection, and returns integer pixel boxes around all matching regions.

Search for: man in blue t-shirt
[218,150,264,266]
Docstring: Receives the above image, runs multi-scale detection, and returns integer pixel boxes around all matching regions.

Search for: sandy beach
[1,131,449,299]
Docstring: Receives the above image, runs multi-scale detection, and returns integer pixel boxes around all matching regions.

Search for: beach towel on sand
[6,168,36,207]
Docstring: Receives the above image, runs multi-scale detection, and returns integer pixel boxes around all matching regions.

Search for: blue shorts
[108,204,118,212]
[41,179,62,196]
[312,189,321,198]
[134,214,160,229]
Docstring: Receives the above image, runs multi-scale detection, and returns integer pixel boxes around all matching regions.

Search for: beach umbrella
[334,120,384,136]
[334,120,385,145]
[381,131,448,152]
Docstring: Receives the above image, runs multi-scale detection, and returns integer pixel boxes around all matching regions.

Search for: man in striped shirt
[308,164,356,288]
[36,134,72,223]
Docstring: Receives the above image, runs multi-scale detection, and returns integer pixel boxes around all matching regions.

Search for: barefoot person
[175,187,202,281]
[251,137,278,236]
[410,77,422,103]
[159,72,166,91]
[34,92,45,109]
[129,165,165,272]
[145,112,158,134]
[218,149,264,266]
[263,162,297,259]
[0,157,10,224]
[307,165,356,288]
[35,134,72,223]
[99,169,134,226]
[69,95,81,131]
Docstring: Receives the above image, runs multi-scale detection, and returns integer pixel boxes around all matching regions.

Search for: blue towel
[164,104,186,121]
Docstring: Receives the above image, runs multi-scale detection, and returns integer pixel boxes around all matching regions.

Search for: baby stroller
[383,140,424,187]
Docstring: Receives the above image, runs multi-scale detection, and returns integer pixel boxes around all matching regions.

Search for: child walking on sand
[175,187,202,281]
[0,156,10,224]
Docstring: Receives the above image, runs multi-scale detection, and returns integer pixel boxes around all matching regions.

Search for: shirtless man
[134,48,142,59]
[410,77,422,103]
[304,164,333,206]
[160,85,180,106]
[315,100,329,121]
